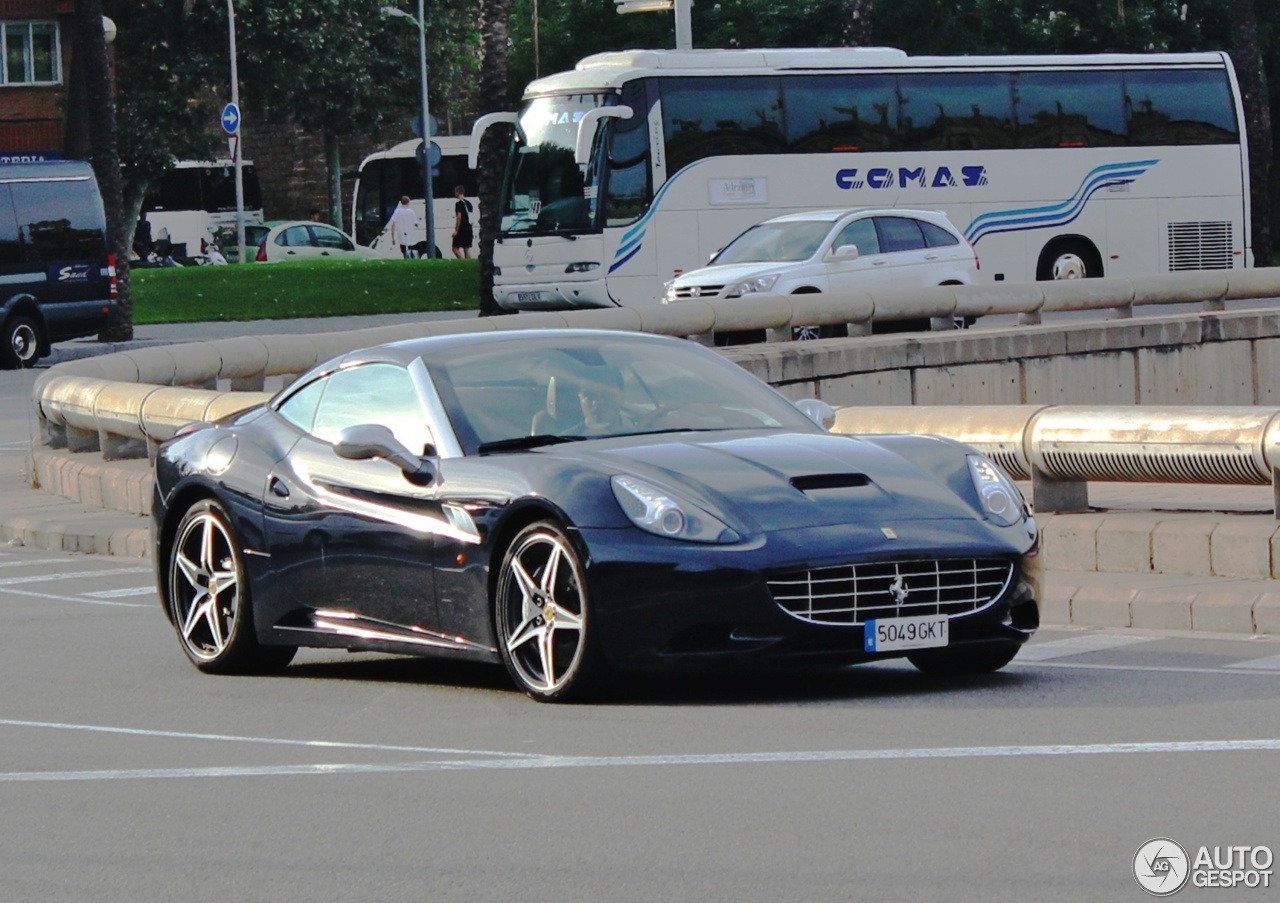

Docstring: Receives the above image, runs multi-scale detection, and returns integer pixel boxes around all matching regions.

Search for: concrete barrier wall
[30,270,1280,464]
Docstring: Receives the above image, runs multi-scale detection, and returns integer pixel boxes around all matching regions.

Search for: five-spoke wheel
[167,499,295,674]
[494,521,602,701]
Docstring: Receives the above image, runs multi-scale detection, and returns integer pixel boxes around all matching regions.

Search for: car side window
[919,221,961,248]
[311,363,433,454]
[277,376,327,433]
[875,216,926,253]
[833,218,879,256]
[277,226,310,247]
[311,226,352,250]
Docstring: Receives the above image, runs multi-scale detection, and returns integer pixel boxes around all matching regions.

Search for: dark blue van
[0,161,117,368]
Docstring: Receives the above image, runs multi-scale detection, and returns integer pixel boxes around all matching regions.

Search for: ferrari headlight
[967,455,1026,527]
[725,273,779,298]
[611,475,740,543]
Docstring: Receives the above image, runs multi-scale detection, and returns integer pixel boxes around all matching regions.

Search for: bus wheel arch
[1037,236,1103,280]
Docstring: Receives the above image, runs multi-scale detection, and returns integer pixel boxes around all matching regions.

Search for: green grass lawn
[128,258,480,324]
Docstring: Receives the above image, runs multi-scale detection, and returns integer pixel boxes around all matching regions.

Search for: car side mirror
[334,423,435,485]
[794,398,836,431]
[830,243,860,261]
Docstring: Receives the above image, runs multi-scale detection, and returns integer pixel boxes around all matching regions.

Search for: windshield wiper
[477,434,587,454]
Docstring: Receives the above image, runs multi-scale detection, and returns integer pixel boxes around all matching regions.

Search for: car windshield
[422,333,820,453]
[712,220,835,265]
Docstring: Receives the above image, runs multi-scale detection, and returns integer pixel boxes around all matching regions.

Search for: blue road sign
[221,103,241,135]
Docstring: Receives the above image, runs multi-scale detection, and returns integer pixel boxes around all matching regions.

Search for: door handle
[269,477,290,498]
[924,253,939,260]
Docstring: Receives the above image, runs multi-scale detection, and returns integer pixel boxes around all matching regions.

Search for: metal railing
[833,404,1280,518]
[30,269,1280,463]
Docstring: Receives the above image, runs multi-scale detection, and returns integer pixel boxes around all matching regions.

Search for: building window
[2,21,61,86]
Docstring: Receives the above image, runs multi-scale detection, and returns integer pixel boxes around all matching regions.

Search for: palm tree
[477,0,515,316]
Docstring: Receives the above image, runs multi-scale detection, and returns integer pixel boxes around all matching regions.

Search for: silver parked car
[665,208,979,337]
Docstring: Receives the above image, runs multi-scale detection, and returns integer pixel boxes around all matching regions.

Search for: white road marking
[82,586,155,599]
[1225,653,1280,671]
[0,587,150,607]
[0,566,151,586]
[1018,633,1160,661]
[0,718,541,759]
[1021,660,1280,676]
[0,558,69,569]
[1,738,1279,783]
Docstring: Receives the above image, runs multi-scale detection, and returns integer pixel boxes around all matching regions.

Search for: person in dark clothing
[452,185,473,259]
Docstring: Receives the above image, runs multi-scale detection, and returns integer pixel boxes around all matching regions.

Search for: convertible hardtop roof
[338,328,681,367]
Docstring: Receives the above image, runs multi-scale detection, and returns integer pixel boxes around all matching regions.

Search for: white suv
[664,208,978,334]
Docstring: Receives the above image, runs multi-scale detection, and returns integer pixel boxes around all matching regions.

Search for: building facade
[0,0,74,162]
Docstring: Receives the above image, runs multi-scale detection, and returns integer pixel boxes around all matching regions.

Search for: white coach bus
[470,47,1251,310]
[351,137,479,258]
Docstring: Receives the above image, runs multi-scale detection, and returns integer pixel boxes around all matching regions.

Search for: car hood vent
[791,473,869,492]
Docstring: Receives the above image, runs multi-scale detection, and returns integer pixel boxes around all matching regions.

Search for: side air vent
[791,473,869,492]
[1168,221,1233,271]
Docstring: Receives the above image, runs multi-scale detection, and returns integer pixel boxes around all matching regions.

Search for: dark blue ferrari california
[153,330,1040,701]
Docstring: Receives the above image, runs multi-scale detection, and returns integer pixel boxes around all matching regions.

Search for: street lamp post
[382,3,434,258]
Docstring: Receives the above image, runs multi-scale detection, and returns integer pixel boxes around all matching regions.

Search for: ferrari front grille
[768,558,1014,626]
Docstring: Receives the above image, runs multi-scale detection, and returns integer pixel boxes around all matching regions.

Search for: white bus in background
[470,47,1251,311]
[351,137,479,258]
[141,159,265,257]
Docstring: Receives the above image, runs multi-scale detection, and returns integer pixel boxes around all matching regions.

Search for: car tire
[494,520,606,702]
[907,644,1021,676]
[1,314,43,370]
[167,499,296,674]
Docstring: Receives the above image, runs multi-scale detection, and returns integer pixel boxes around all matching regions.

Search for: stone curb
[1044,572,1275,635]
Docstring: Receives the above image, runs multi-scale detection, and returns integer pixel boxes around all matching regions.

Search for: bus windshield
[501,93,608,235]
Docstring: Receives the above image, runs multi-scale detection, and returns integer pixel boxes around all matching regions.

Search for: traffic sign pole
[226,0,245,264]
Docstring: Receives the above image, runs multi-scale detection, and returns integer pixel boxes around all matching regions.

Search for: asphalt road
[2,541,1279,902]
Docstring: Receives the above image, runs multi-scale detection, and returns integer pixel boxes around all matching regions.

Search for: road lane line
[2,738,1279,783]
[1021,660,1280,676]
[0,587,151,607]
[1225,653,1280,671]
[0,558,70,569]
[1018,633,1160,661]
[0,718,541,759]
[82,586,155,599]
[0,567,152,587]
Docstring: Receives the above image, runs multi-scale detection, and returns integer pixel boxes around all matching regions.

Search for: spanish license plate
[863,614,949,653]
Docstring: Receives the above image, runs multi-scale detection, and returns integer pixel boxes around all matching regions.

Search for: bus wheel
[1038,239,1101,280]
[1,314,42,370]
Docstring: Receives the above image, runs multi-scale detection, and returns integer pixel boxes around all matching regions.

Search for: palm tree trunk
[76,0,132,341]
[1232,0,1273,265]
[477,0,515,317]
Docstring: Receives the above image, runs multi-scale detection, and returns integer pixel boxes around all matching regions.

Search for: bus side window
[661,76,784,174]
[1014,71,1126,148]
[785,74,899,153]
[900,72,1015,151]
[1125,69,1239,146]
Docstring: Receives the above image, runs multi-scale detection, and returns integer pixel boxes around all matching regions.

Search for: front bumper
[580,527,1038,674]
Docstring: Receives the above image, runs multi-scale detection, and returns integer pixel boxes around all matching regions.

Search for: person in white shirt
[386,196,419,259]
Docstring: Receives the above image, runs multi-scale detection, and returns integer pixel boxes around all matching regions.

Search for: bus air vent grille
[1168,221,1233,271]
